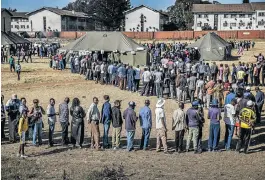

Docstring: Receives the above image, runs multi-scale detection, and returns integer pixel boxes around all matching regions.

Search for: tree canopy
[63,0,131,31]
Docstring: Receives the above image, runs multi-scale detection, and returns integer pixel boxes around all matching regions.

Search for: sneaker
[113,147,117,150]
[20,154,28,158]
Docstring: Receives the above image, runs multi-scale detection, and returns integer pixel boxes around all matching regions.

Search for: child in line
[18,110,29,158]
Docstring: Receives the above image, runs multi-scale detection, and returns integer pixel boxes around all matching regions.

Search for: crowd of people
[1,83,263,158]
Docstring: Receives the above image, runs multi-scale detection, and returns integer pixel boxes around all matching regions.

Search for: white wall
[125,7,160,32]
[255,10,265,30]
[193,13,214,31]
[11,18,31,32]
[219,13,254,31]
[1,11,12,32]
[29,10,61,32]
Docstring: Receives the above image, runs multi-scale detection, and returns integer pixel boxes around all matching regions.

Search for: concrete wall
[255,10,265,30]
[1,10,12,32]
[194,13,215,31]
[11,18,31,32]
[125,7,161,32]
[29,10,61,32]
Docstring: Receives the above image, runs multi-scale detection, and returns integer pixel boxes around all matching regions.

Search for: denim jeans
[60,61,64,70]
[33,122,42,145]
[189,89,195,103]
[103,122,111,147]
[48,121,55,145]
[224,124,235,150]
[140,128,151,149]
[126,131,135,151]
[155,83,162,98]
[208,123,220,150]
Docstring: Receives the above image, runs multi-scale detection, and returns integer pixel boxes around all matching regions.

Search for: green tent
[187,32,231,61]
[60,31,148,66]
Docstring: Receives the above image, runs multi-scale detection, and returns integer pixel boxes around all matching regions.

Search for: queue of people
[1,85,263,158]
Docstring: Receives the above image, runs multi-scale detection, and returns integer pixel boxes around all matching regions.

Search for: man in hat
[59,97,70,146]
[236,100,256,154]
[244,86,255,102]
[101,95,112,149]
[139,100,152,150]
[111,100,123,150]
[255,87,264,124]
[123,101,138,151]
[208,99,222,152]
[155,99,168,153]
[224,98,237,151]
[186,101,201,153]
[6,94,21,143]
[172,102,186,153]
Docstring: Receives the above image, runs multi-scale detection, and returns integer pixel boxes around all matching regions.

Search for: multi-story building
[26,7,94,32]
[1,8,12,32]
[10,12,31,32]
[192,2,265,31]
[125,5,169,32]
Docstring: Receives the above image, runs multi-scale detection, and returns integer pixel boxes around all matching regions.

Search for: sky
[1,0,265,12]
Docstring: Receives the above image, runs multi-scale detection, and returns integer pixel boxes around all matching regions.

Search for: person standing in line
[127,66,135,92]
[186,101,200,154]
[172,102,186,153]
[111,100,123,150]
[223,99,237,151]
[1,95,6,140]
[17,110,28,158]
[47,98,58,147]
[123,101,138,152]
[139,100,152,150]
[141,67,152,96]
[87,97,101,150]
[29,99,45,146]
[59,97,70,146]
[101,95,112,149]
[236,101,256,154]
[154,68,163,98]
[9,55,15,72]
[134,65,141,92]
[15,61,21,81]
[70,98,86,148]
[117,64,126,90]
[255,87,264,124]
[6,94,21,143]
[225,88,236,105]
[27,49,32,63]
[208,99,222,152]
[155,99,168,153]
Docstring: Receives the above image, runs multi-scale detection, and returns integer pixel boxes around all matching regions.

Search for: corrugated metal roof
[192,3,256,13]
[10,12,29,18]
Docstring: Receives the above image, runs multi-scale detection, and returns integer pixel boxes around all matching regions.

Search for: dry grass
[1,41,265,180]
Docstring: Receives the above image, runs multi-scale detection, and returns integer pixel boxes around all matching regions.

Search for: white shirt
[155,107,166,129]
[142,71,152,82]
[224,104,236,125]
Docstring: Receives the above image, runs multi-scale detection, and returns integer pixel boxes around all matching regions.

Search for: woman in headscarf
[70,98,86,148]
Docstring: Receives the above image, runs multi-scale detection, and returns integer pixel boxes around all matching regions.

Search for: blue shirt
[118,66,126,78]
[101,101,112,123]
[139,106,152,129]
[208,107,221,124]
[225,92,236,105]
[256,91,265,107]
[123,107,138,131]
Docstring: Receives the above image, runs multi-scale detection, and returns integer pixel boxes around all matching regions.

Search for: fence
[23,30,265,40]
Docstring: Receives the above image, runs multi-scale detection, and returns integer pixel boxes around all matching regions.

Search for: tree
[243,0,249,3]
[8,8,17,12]
[63,0,131,31]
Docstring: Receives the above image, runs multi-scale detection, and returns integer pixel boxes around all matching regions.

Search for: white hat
[246,86,251,91]
[247,100,254,107]
[156,98,165,108]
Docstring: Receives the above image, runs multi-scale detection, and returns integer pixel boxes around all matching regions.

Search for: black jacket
[111,106,122,128]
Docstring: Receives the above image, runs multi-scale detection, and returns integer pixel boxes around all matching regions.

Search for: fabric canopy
[187,32,231,61]
[1,31,31,45]
[61,31,145,52]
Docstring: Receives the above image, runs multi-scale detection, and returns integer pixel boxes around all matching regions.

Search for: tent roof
[61,31,145,52]
[187,32,229,49]
[1,31,31,45]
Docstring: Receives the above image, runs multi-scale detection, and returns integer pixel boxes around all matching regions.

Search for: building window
[11,25,13,28]
[204,23,208,26]
[231,14,237,18]
[43,16,46,31]
[223,22,228,27]
[78,18,85,22]
[204,14,208,18]
[224,14,229,18]
[230,23,236,27]
[198,14,202,18]
[239,14,245,18]
[248,14,252,18]
[15,25,19,29]
[21,25,25,29]
[258,12,265,17]
[258,20,265,25]
[197,23,201,27]
[27,25,29,28]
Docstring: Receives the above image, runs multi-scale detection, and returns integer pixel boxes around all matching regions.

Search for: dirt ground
[1,41,265,180]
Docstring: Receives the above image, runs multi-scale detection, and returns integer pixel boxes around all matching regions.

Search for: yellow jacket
[239,108,256,129]
[18,117,28,136]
